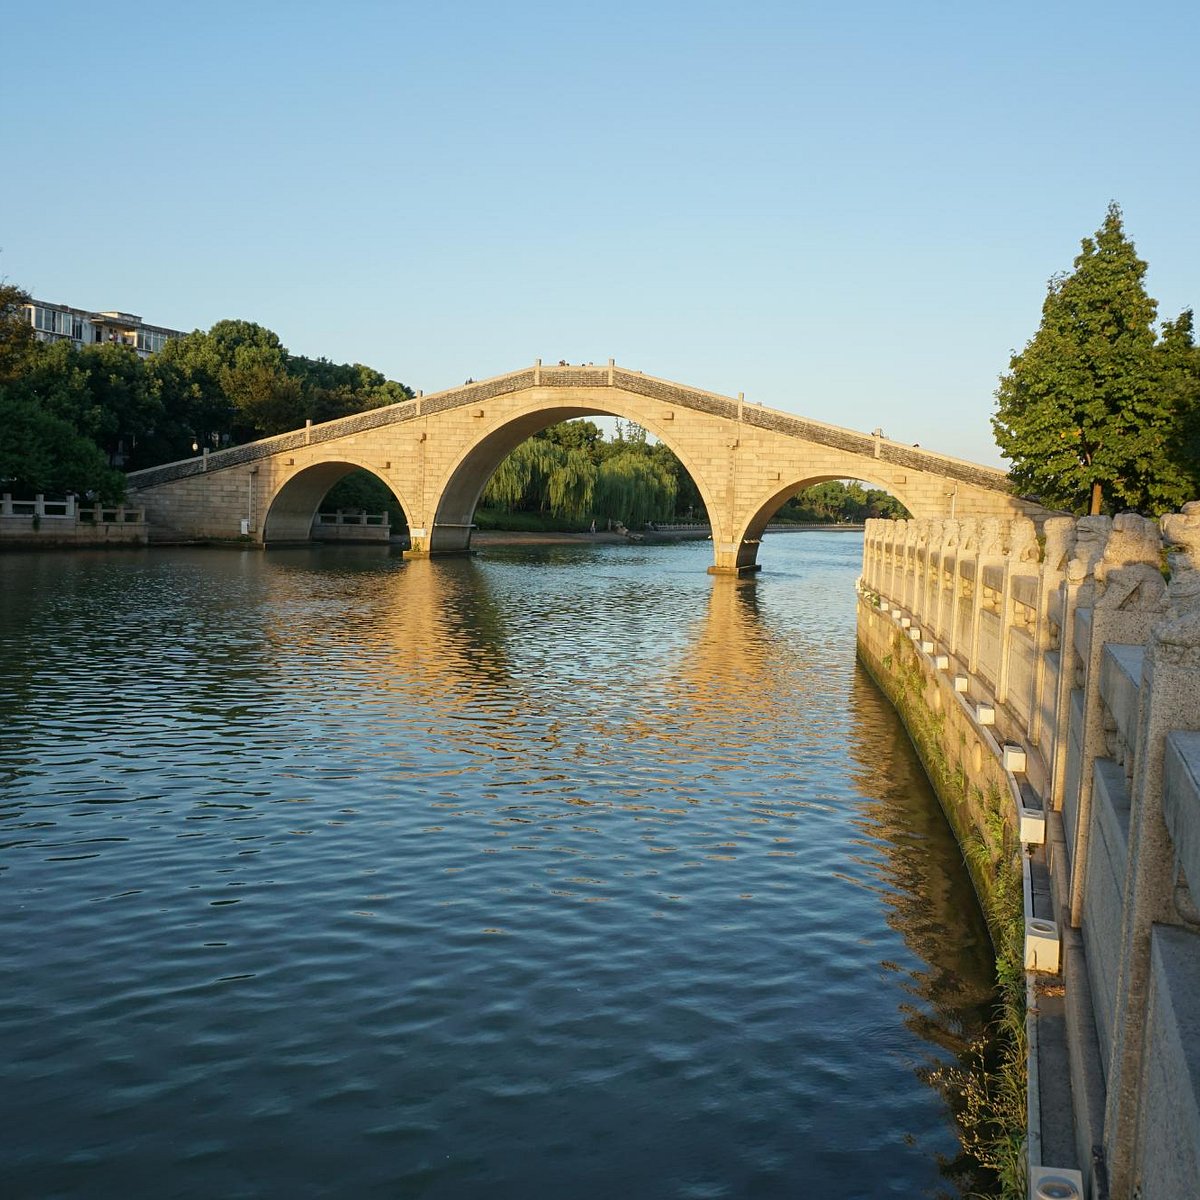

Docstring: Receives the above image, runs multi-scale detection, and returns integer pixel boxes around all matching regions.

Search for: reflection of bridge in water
[266,546,997,1172]
[128,363,1045,574]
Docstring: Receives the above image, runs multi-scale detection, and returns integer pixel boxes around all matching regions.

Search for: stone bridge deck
[128,361,1043,573]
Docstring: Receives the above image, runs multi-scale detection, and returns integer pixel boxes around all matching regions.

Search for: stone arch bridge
[127,362,1043,574]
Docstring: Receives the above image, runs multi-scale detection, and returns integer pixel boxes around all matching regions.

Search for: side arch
[423,395,725,556]
[262,458,415,544]
[730,472,918,573]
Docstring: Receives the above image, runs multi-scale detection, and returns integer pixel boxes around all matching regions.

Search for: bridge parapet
[859,505,1200,1198]
[125,361,1045,560]
[128,362,1023,495]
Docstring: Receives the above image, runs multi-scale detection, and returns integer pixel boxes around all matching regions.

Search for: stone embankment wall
[856,506,1200,1200]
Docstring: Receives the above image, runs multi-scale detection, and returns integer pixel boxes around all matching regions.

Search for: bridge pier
[403,522,476,560]
[707,538,763,576]
[402,548,478,560]
[707,563,762,576]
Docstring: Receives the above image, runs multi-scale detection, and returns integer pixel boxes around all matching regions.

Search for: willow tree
[993,203,1189,515]
[595,450,676,526]
[547,447,596,520]
[482,438,560,510]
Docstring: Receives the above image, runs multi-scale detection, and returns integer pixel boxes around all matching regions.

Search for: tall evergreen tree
[993,203,1188,515]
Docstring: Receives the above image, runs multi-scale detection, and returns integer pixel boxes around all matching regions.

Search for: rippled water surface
[1,535,995,1199]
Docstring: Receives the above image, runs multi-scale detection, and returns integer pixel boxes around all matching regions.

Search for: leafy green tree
[0,385,124,499]
[0,282,35,383]
[993,203,1191,515]
[535,418,603,452]
[77,343,164,465]
[288,355,412,423]
[777,480,908,522]
[865,488,909,518]
[481,421,693,526]
[0,287,416,496]
[158,323,413,444]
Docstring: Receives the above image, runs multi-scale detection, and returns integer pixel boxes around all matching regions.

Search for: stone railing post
[874,519,889,597]
[905,521,922,613]
[889,520,904,606]
[887,520,903,607]
[966,520,1000,675]
[934,521,960,647]
[950,518,978,661]
[1101,516,1200,1196]
[868,519,882,593]
[997,516,1039,707]
[919,519,941,624]
[1023,518,1070,747]
[1067,514,1166,927]
[905,520,924,613]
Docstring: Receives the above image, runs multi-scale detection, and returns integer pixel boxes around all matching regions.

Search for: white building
[23,299,185,358]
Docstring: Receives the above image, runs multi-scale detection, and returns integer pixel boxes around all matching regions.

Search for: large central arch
[429,399,719,555]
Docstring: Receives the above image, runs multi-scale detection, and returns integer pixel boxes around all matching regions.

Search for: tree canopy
[0,293,414,501]
[481,420,681,526]
[781,480,908,523]
[993,203,1199,515]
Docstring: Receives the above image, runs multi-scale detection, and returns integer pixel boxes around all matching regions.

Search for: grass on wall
[863,623,1028,1198]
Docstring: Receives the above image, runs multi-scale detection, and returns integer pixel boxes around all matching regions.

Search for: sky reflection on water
[0,535,993,1199]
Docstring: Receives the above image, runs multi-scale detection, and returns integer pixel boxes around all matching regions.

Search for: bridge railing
[858,506,1200,1198]
[313,510,389,527]
[125,361,1020,503]
[1,494,147,542]
[2,493,77,518]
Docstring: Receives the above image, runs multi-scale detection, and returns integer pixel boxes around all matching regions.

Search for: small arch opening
[262,462,411,546]
[738,477,912,573]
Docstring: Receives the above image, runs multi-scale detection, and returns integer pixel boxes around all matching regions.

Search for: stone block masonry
[857,504,1200,1200]
[126,362,1045,571]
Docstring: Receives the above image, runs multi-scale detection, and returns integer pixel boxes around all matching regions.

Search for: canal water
[0,534,995,1199]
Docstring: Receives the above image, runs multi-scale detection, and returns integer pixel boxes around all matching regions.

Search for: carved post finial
[1095,512,1166,611]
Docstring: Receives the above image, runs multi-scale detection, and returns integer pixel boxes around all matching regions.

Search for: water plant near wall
[863,629,1027,1197]
[932,783,1027,1198]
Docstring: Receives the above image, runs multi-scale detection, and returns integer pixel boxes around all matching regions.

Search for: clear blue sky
[4,1,1197,466]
